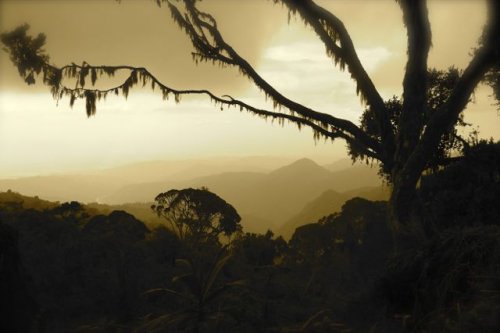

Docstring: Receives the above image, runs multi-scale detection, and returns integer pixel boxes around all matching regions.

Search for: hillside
[0,175,125,203]
[0,190,59,211]
[278,189,347,239]
[0,156,293,203]
[278,185,390,239]
[0,158,384,233]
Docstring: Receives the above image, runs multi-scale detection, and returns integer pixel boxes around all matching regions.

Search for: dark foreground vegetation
[1,141,500,333]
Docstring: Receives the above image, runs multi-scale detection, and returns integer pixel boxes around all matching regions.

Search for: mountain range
[0,157,387,234]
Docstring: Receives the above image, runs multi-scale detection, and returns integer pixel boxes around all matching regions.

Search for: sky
[0,0,498,177]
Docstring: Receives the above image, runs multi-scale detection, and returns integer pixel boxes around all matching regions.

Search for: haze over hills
[0,156,293,202]
[279,185,391,239]
[278,189,347,239]
[0,174,125,203]
[97,156,295,183]
[0,156,384,233]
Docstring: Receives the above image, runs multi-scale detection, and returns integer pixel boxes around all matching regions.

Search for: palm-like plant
[140,247,245,333]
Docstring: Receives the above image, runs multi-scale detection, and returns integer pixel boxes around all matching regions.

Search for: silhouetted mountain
[278,189,347,239]
[86,202,164,227]
[342,185,390,201]
[0,157,384,233]
[182,158,381,231]
[327,164,381,192]
[0,175,125,203]
[249,159,336,228]
[269,158,332,179]
[323,158,357,172]
[100,156,292,183]
[0,190,58,211]
[0,156,293,203]
[278,185,390,239]
[99,180,178,204]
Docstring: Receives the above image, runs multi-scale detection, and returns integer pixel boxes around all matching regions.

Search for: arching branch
[280,0,396,161]
[1,3,383,163]
[166,0,381,156]
[0,24,382,161]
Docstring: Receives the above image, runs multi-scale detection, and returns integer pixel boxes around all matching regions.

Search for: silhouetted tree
[50,201,89,222]
[356,68,477,175]
[152,188,241,242]
[1,1,499,228]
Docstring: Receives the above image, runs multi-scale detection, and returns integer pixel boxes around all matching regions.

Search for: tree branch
[25,58,382,161]
[391,0,499,224]
[1,4,387,163]
[395,0,432,172]
[281,0,396,162]
[167,0,382,156]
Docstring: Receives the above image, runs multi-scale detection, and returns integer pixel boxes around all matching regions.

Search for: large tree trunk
[388,134,436,249]
[388,163,425,252]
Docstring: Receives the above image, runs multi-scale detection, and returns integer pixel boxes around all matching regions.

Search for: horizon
[1,0,499,179]
[0,153,385,236]
[0,153,347,180]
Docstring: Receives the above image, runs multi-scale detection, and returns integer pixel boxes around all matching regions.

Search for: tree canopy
[151,187,241,241]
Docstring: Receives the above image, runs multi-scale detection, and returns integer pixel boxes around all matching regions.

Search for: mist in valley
[0,156,387,236]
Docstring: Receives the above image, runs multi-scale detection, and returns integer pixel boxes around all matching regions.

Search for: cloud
[0,0,495,177]
[0,0,283,94]
[252,36,394,121]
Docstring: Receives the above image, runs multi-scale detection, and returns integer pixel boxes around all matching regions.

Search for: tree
[151,188,241,241]
[354,68,476,175]
[1,0,499,229]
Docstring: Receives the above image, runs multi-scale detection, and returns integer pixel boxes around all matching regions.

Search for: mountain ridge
[0,157,384,233]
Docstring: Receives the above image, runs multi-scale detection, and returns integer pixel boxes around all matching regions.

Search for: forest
[1,0,500,332]
[1,140,500,332]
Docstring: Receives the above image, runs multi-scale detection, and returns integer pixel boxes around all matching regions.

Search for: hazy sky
[0,0,498,177]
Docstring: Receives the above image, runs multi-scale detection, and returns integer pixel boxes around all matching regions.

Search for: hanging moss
[84,90,96,117]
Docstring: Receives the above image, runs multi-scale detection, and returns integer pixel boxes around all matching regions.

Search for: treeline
[1,141,500,332]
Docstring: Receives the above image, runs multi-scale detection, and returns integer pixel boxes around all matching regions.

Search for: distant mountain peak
[292,158,319,167]
[270,158,329,176]
[273,158,327,172]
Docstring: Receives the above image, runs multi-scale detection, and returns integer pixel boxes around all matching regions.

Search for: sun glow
[0,0,497,178]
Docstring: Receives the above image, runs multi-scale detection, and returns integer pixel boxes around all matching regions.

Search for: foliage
[151,188,241,241]
[2,181,499,332]
[50,201,89,221]
[418,140,500,231]
[0,24,49,86]
[232,230,287,267]
[0,196,178,331]
[351,68,476,174]
[0,222,38,333]
[380,226,500,332]
[140,247,245,333]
